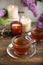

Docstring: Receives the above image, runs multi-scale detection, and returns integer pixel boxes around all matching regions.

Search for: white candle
[20,16,31,33]
[7,5,19,21]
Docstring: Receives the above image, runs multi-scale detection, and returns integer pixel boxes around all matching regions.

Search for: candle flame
[12,5,14,9]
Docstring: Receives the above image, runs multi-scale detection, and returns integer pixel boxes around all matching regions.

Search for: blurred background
[0,0,43,22]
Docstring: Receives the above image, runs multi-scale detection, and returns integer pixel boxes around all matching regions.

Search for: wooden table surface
[0,22,43,65]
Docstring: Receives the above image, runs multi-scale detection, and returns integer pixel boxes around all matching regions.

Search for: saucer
[7,43,36,59]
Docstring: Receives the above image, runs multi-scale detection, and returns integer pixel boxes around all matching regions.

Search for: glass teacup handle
[26,34,36,45]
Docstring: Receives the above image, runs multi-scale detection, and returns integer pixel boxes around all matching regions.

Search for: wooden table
[0,22,43,65]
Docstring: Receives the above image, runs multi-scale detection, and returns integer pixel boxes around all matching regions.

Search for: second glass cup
[12,35,33,56]
[31,27,43,43]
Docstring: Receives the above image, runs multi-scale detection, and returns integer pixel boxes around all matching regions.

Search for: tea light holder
[11,21,22,36]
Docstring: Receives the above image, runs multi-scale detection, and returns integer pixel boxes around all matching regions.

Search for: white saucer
[7,43,36,59]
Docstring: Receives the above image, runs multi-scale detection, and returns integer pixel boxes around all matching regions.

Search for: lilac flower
[38,13,43,23]
[36,13,43,28]
[28,3,37,17]
[21,0,37,17]
[0,9,5,17]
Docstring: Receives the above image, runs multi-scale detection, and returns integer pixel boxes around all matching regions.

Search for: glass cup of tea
[31,27,43,43]
[12,35,31,55]
[11,34,36,57]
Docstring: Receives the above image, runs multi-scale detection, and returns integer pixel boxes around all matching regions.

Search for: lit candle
[7,5,19,21]
[20,16,31,33]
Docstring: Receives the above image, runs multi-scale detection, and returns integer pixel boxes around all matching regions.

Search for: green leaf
[0,18,8,26]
